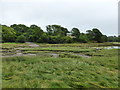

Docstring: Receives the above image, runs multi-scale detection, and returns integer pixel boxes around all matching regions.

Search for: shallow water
[71,53,91,58]
[51,53,59,58]
[104,46,120,49]
[2,51,91,58]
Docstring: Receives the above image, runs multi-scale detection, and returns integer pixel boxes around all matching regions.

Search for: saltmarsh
[2,43,119,88]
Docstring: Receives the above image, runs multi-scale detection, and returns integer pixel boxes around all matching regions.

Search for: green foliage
[101,35,108,42]
[71,28,80,38]
[46,25,69,36]
[16,35,26,43]
[86,28,106,43]
[2,25,16,42]
[10,24,29,36]
[1,24,119,43]
[92,28,103,43]
[79,33,89,43]
[107,36,119,42]
[29,24,44,42]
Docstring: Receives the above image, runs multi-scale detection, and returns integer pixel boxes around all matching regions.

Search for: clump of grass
[3,56,26,62]
[59,53,82,58]
[22,51,50,54]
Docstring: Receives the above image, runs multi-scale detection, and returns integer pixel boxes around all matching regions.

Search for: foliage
[10,24,29,36]
[86,28,104,43]
[2,25,16,42]
[46,25,69,36]
[107,36,119,42]
[16,35,26,43]
[1,24,119,43]
[79,33,89,43]
[71,28,80,39]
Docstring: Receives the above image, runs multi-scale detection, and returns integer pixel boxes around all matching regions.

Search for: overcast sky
[0,0,119,36]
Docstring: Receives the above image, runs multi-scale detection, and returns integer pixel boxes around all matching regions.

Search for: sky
[0,0,119,36]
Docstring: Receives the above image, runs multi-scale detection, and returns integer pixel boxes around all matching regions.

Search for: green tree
[10,24,29,36]
[16,35,26,43]
[46,25,69,36]
[86,30,94,42]
[79,33,89,43]
[107,36,118,42]
[37,33,50,43]
[101,35,108,42]
[2,25,16,42]
[92,28,103,43]
[71,28,80,38]
[62,36,73,43]
[29,24,44,42]
[86,28,103,43]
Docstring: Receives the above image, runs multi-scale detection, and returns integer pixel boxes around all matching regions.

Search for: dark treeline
[1,24,119,43]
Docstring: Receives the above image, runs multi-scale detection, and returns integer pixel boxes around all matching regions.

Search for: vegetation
[1,24,119,43]
[1,23,119,88]
[2,43,119,88]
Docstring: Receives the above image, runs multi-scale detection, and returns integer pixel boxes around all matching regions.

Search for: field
[1,42,119,88]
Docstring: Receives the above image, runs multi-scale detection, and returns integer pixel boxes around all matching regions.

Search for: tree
[79,33,89,43]
[16,35,26,43]
[101,35,108,42]
[2,25,16,42]
[62,36,73,43]
[107,36,118,42]
[46,25,69,36]
[86,28,103,43]
[37,33,50,43]
[92,28,103,43]
[2,24,109,43]
[46,25,53,35]
[10,24,29,36]
[29,24,44,42]
[86,30,95,42]
[71,28,80,38]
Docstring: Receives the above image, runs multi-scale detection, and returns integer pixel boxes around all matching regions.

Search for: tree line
[1,24,119,43]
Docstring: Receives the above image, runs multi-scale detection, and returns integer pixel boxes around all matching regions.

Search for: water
[104,46,120,49]
[26,42,39,47]
[51,53,59,58]
[71,53,91,58]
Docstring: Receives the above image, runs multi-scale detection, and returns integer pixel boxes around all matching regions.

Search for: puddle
[71,53,91,58]
[51,53,59,58]
[92,46,120,50]
[2,52,91,58]
[2,53,37,57]
[50,52,91,58]
[104,46,120,49]
[26,42,39,47]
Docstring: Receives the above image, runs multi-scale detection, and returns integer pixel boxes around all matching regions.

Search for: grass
[2,43,29,48]
[2,55,118,88]
[21,47,95,53]
[2,43,118,89]
[2,42,119,88]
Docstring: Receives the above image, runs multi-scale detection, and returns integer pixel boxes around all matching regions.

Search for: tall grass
[2,49,118,88]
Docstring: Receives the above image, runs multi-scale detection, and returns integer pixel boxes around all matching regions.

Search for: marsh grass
[2,51,118,88]
[2,43,119,88]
